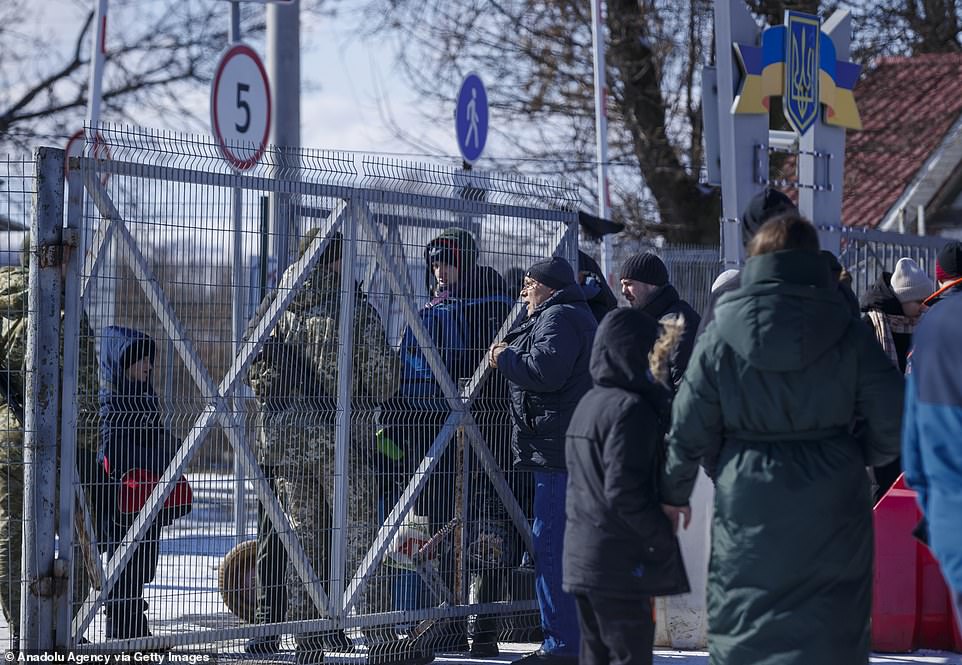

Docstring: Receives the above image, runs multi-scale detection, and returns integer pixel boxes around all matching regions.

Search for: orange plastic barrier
[872,475,962,653]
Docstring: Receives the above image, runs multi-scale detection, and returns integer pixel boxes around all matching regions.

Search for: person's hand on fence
[488,342,507,368]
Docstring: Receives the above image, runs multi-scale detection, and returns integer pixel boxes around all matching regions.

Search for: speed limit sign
[210,43,271,171]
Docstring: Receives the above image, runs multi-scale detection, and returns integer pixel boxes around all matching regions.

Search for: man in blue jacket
[903,285,962,628]
[490,256,597,665]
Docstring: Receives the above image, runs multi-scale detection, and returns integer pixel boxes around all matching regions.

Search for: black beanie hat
[526,256,575,290]
[120,338,155,371]
[620,252,668,286]
[742,188,797,243]
[936,240,962,282]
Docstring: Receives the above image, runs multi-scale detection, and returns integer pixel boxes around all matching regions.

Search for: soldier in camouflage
[0,239,101,646]
[247,230,428,665]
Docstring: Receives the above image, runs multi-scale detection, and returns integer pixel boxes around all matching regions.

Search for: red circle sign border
[211,43,272,172]
[65,129,112,185]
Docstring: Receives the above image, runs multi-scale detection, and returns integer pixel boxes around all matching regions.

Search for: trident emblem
[784,11,820,135]
[791,30,816,117]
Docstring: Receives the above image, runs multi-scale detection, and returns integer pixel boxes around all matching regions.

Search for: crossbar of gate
[52,126,579,653]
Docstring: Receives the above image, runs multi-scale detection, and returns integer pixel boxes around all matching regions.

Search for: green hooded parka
[662,249,904,665]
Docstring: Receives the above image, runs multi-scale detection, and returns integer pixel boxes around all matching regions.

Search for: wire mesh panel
[822,226,950,301]
[54,126,580,658]
[0,155,34,652]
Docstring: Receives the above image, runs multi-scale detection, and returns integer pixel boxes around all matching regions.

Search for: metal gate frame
[51,139,578,651]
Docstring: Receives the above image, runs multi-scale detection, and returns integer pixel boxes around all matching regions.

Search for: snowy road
[1,474,959,663]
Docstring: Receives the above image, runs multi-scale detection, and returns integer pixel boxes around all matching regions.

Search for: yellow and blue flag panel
[732,18,861,132]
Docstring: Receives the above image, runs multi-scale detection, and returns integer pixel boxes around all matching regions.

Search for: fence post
[330,199,358,616]
[22,147,65,653]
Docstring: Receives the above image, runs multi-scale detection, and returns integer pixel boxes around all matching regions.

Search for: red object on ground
[872,474,962,652]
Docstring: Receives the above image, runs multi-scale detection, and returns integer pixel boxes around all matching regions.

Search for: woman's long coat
[662,250,904,665]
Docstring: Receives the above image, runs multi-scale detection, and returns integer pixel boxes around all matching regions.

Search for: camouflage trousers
[279,427,390,631]
[0,450,99,642]
[0,461,23,640]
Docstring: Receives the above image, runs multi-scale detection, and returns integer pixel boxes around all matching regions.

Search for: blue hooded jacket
[903,290,962,592]
[98,326,178,479]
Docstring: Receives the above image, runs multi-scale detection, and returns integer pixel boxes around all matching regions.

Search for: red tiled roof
[843,53,962,228]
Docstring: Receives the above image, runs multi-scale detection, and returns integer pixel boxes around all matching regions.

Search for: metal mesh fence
[0,155,33,654]
[821,226,950,301]
[52,126,581,657]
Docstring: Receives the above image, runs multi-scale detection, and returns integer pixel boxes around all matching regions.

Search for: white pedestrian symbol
[465,88,480,149]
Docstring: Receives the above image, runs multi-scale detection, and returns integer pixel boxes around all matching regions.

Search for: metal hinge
[28,558,68,598]
[37,231,80,269]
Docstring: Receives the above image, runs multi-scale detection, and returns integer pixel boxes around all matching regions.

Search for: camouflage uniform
[0,264,101,641]
[248,261,401,638]
[0,266,28,641]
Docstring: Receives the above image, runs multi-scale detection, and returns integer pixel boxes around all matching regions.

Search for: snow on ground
[1,473,959,663]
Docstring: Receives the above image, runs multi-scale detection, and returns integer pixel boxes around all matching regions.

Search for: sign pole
[82,0,115,352]
[267,0,300,278]
[590,0,612,285]
[85,0,108,137]
[228,0,248,541]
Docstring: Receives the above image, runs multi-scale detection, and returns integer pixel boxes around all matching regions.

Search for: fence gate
[24,127,582,655]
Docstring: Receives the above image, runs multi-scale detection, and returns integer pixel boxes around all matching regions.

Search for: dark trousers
[873,457,902,503]
[575,593,654,665]
[255,465,288,624]
[104,522,161,637]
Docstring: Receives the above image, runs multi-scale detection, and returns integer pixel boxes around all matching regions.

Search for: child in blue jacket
[99,326,184,640]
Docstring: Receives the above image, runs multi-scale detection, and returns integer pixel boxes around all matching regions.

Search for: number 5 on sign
[210,43,271,171]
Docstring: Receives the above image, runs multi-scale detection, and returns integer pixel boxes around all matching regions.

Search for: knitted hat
[620,252,668,286]
[526,256,575,290]
[890,257,934,303]
[120,338,155,371]
[821,250,843,276]
[425,227,479,273]
[741,188,797,243]
[936,240,962,283]
[710,269,741,295]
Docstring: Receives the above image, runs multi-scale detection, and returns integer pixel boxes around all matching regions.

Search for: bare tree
[339,0,779,242]
[844,0,962,61]
[0,0,268,152]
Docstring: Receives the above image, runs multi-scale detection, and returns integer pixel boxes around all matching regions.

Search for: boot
[410,616,468,653]
[245,634,280,655]
[105,600,151,640]
[295,633,326,665]
[322,629,354,652]
[366,636,435,665]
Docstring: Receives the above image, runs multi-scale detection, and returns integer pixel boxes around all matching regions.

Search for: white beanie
[890,258,934,303]
[711,269,741,295]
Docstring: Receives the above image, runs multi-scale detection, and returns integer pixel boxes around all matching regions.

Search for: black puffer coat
[639,284,701,391]
[563,308,689,598]
[498,283,597,471]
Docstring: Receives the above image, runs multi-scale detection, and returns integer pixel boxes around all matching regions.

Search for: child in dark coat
[99,326,182,640]
[563,308,690,665]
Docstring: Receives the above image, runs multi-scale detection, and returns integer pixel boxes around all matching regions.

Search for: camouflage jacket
[0,266,100,464]
[248,266,401,465]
